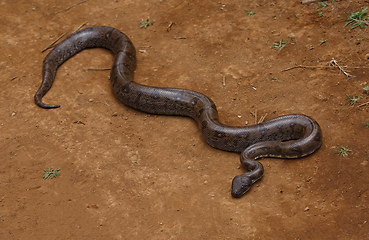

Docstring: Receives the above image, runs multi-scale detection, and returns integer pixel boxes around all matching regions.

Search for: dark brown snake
[34,26,322,198]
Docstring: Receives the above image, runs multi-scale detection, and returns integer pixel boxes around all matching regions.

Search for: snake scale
[34,26,322,198]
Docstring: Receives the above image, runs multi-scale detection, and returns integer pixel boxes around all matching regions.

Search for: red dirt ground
[1,0,368,239]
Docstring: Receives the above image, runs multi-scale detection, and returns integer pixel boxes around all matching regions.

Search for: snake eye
[231,175,252,198]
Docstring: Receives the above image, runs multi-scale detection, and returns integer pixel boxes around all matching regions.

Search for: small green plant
[244,10,255,16]
[43,168,60,180]
[270,76,278,81]
[341,7,368,29]
[139,18,155,28]
[346,94,363,105]
[293,14,300,18]
[363,122,369,128]
[334,146,351,157]
[363,86,369,94]
[273,40,287,51]
[316,2,328,9]
[320,39,327,44]
[317,11,325,17]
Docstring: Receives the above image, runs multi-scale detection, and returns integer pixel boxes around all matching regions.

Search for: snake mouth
[231,175,253,198]
[231,187,251,198]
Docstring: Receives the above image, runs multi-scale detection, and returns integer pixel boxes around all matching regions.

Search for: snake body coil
[35,26,322,198]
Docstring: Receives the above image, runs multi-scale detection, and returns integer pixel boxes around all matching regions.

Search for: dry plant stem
[64,0,88,12]
[329,59,354,78]
[359,101,369,107]
[250,110,267,124]
[54,0,88,14]
[282,65,369,72]
[250,110,257,124]
[258,114,267,123]
[282,60,359,78]
[41,23,89,53]
[41,32,67,53]
[74,22,89,32]
[301,0,326,4]
[92,100,109,106]
[167,21,175,32]
[254,110,257,124]
[285,65,369,71]
[87,68,111,71]
[282,65,316,72]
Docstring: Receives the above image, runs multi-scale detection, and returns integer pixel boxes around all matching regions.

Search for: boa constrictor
[34,26,322,198]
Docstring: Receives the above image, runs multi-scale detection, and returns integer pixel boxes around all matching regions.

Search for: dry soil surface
[1,0,369,239]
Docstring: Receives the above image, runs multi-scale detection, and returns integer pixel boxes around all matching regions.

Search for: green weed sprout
[244,10,256,16]
[346,94,362,105]
[273,40,287,51]
[342,7,368,29]
[334,146,351,157]
[139,18,155,28]
[43,168,60,180]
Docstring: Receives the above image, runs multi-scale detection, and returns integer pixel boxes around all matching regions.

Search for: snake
[34,26,322,198]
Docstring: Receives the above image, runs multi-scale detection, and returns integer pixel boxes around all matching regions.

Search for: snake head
[231,175,253,198]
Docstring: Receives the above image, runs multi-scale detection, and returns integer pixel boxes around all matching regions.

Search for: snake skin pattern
[34,26,323,198]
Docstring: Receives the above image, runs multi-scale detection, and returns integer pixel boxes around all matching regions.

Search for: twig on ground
[41,23,90,53]
[282,59,359,78]
[250,110,258,124]
[86,68,111,71]
[55,0,88,14]
[282,65,316,72]
[41,32,67,52]
[73,120,86,125]
[88,99,110,106]
[329,59,354,78]
[174,37,187,40]
[167,21,175,32]
[282,65,369,72]
[74,22,89,32]
[258,113,267,123]
[301,0,326,4]
[359,101,369,107]
[250,110,267,123]
[65,0,88,11]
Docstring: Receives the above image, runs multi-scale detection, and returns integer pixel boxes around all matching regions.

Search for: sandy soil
[1,0,368,239]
